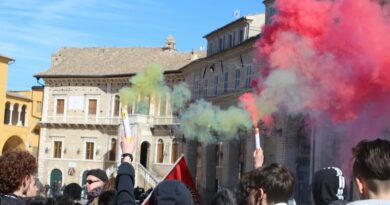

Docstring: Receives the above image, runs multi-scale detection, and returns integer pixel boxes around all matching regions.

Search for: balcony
[43,114,179,126]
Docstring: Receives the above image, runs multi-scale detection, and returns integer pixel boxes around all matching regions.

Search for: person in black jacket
[114,136,136,205]
[0,150,38,205]
[312,167,348,205]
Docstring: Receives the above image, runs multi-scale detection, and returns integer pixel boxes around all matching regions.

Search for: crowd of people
[0,137,389,205]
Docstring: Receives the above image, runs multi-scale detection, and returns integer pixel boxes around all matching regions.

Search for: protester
[249,163,295,205]
[85,169,108,205]
[114,136,135,205]
[236,147,264,205]
[209,188,236,205]
[253,148,264,170]
[63,183,82,205]
[347,138,390,204]
[149,180,192,205]
[98,176,117,205]
[0,150,38,205]
[98,190,116,205]
[312,167,348,205]
[236,171,255,205]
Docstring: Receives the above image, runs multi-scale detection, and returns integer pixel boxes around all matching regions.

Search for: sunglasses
[86,180,100,185]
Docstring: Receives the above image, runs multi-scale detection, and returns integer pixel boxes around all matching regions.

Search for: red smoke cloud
[241,0,390,139]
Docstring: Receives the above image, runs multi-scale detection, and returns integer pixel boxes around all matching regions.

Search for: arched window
[157,139,164,163]
[12,104,19,125]
[21,105,27,126]
[140,141,150,168]
[4,102,10,124]
[109,138,117,161]
[114,95,120,116]
[171,138,179,163]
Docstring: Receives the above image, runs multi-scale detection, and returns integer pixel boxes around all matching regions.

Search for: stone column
[221,139,240,190]
[183,139,197,183]
[7,104,13,125]
[201,144,216,204]
[17,107,22,126]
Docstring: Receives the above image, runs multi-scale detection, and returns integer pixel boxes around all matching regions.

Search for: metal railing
[45,116,121,125]
[44,114,178,126]
[135,163,160,188]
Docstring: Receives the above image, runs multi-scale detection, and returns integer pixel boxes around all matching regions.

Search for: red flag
[142,155,203,205]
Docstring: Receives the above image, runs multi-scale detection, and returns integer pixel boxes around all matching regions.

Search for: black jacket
[0,194,26,205]
[115,162,135,205]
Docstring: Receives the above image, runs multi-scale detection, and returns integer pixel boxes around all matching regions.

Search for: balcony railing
[45,116,121,125]
[44,114,179,126]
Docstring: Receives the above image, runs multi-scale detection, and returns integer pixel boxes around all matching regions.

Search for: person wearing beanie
[149,180,192,205]
[85,169,108,205]
[63,183,82,205]
[312,167,348,205]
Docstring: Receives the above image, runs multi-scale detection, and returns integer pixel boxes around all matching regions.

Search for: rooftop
[36,46,205,78]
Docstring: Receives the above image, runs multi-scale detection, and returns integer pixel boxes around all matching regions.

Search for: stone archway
[50,169,62,197]
[2,135,26,154]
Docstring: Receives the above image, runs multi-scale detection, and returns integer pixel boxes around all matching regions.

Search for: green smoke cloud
[119,64,191,114]
[171,82,191,112]
[180,99,252,143]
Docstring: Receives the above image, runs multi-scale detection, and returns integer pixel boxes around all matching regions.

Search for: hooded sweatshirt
[312,167,348,205]
[150,180,192,205]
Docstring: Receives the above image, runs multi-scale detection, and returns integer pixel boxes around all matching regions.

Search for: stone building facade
[179,13,268,203]
[35,40,205,192]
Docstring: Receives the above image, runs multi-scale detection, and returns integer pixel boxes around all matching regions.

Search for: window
[171,138,179,163]
[135,95,150,115]
[204,79,208,97]
[239,29,244,43]
[88,99,97,115]
[245,65,253,88]
[214,76,219,96]
[228,34,233,48]
[209,42,213,55]
[157,139,164,163]
[109,139,116,161]
[56,99,64,114]
[219,38,223,51]
[36,101,42,113]
[235,70,241,89]
[127,103,133,115]
[114,96,120,116]
[223,36,226,50]
[233,31,236,46]
[54,141,62,158]
[86,142,94,160]
[159,94,167,115]
[194,81,199,99]
[224,72,229,93]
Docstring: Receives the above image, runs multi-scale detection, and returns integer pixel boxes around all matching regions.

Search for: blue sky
[0,0,265,91]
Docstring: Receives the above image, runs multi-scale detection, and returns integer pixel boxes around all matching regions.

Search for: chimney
[162,35,176,51]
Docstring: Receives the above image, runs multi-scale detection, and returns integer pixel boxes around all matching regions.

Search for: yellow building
[0,54,43,157]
